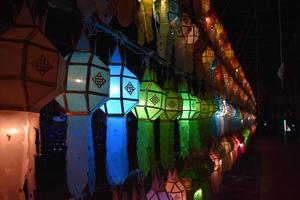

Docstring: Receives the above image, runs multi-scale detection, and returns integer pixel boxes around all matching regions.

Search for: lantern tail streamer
[179,120,190,158]
[106,117,129,185]
[26,113,39,200]
[137,120,155,176]
[66,115,89,199]
[189,120,202,152]
[87,115,96,195]
[138,1,154,45]
[0,111,30,200]
[159,121,175,170]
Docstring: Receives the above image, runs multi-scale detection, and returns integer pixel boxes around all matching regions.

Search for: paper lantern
[201,0,211,14]
[177,79,197,157]
[175,13,199,73]
[132,66,166,176]
[56,32,109,198]
[155,0,180,60]
[147,176,172,200]
[166,171,187,200]
[159,80,183,170]
[0,4,66,200]
[0,7,65,112]
[138,0,154,45]
[202,47,215,67]
[194,188,203,200]
[100,45,139,185]
[189,95,203,152]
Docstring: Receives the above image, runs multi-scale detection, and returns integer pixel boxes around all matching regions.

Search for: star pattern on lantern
[168,100,176,108]
[92,72,106,89]
[124,81,135,95]
[32,55,53,76]
[150,95,160,105]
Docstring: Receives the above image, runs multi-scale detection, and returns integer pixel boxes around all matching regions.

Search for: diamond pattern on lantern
[124,81,135,95]
[150,95,160,105]
[32,55,53,76]
[92,72,106,88]
[168,100,176,108]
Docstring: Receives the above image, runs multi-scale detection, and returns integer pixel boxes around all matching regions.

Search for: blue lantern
[100,45,139,185]
[56,32,110,198]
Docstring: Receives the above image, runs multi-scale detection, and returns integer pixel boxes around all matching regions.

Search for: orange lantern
[0,3,66,200]
[202,0,211,14]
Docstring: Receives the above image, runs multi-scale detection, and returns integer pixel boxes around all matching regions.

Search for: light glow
[74,79,83,83]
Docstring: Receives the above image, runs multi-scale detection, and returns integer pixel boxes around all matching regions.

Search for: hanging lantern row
[202,9,256,109]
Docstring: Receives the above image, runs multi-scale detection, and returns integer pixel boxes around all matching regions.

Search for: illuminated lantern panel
[132,67,166,120]
[100,46,139,115]
[181,178,192,192]
[160,84,183,120]
[147,177,172,200]
[166,173,187,200]
[193,96,202,119]
[177,80,196,120]
[202,47,215,67]
[0,111,32,200]
[56,33,109,115]
[0,4,65,112]
[194,188,203,200]
[201,0,211,14]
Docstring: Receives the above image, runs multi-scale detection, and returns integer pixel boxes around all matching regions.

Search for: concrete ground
[218,130,300,200]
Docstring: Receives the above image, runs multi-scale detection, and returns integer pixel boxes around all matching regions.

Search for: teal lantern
[159,80,183,170]
[132,66,166,176]
[55,32,110,198]
[177,79,197,157]
[100,45,139,186]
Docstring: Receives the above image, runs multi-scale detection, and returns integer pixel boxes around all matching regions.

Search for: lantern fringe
[137,120,155,176]
[159,121,175,170]
[137,2,154,45]
[87,115,96,195]
[26,113,40,200]
[179,120,190,158]
[189,120,202,152]
[66,115,90,199]
[106,117,129,186]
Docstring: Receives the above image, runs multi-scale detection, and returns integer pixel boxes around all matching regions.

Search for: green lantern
[189,95,203,152]
[159,80,183,170]
[177,79,197,158]
[132,66,166,176]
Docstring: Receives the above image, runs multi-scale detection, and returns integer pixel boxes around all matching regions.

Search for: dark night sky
[212,0,300,119]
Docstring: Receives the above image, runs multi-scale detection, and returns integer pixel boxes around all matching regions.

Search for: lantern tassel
[66,115,90,199]
[106,117,129,185]
[189,120,202,152]
[87,115,96,195]
[179,120,190,158]
[137,120,155,176]
[159,121,175,170]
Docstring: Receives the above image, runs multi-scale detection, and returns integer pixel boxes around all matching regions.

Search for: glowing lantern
[159,80,183,170]
[194,188,203,200]
[177,79,197,157]
[138,0,154,45]
[165,171,187,200]
[202,47,215,67]
[0,3,65,200]
[221,137,234,171]
[100,45,139,185]
[132,66,166,176]
[147,176,172,200]
[189,95,203,152]
[175,13,199,73]
[201,0,211,14]
[155,0,180,60]
[224,43,234,60]
[55,32,109,198]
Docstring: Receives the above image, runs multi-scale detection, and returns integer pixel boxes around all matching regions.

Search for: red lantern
[0,4,65,112]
